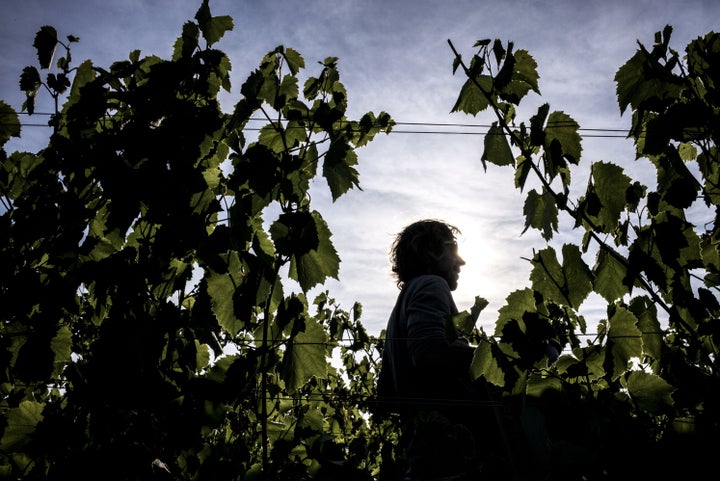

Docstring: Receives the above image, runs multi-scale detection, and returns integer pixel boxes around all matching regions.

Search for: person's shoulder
[404,274,449,292]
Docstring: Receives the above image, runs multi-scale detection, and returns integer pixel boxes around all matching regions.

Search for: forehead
[443,239,459,253]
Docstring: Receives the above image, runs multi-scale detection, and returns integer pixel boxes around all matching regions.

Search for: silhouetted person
[377,219,491,480]
[376,219,560,481]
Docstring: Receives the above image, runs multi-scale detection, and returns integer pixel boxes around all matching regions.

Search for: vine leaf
[323,137,360,201]
[206,253,246,335]
[481,123,514,170]
[593,249,629,302]
[469,340,504,386]
[33,26,58,69]
[626,371,675,414]
[498,49,540,103]
[0,101,21,144]
[51,326,72,377]
[494,288,535,338]
[282,47,305,75]
[451,76,492,116]
[194,0,234,46]
[606,306,643,380]
[448,296,486,340]
[288,212,340,291]
[545,110,582,169]
[629,296,663,364]
[523,188,558,240]
[531,244,592,309]
[281,318,328,392]
[19,67,41,115]
[0,401,44,452]
[591,161,631,232]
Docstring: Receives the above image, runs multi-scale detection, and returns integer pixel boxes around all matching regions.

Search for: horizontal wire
[222,332,660,348]
[5,125,630,138]
[6,113,631,136]
[272,394,504,407]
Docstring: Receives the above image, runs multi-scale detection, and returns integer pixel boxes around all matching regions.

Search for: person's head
[390,219,465,290]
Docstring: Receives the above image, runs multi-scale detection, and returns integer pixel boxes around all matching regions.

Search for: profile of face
[437,240,465,291]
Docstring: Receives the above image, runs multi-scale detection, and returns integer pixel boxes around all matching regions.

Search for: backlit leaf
[530,247,564,303]
[195,0,234,46]
[281,318,328,392]
[51,326,72,377]
[523,188,558,240]
[19,66,41,94]
[498,49,539,103]
[173,22,200,60]
[615,49,683,115]
[561,244,593,307]
[628,296,662,364]
[258,124,287,153]
[545,110,582,165]
[606,306,642,380]
[481,123,514,170]
[626,371,675,414]
[0,401,44,451]
[195,340,211,370]
[593,249,629,302]
[469,340,504,386]
[592,161,631,232]
[283,47,305,75]
[207,253,246,335]
[33,26,58,69]
[288,212,340,292]
[494,288,535,337]
[323,136,360,200]
[66,60,95,108]
[531,245,592,308]
[0,101,21,144]
[451,76,492,116]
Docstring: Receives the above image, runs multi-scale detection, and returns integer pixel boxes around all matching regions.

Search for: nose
[456,255,465,268]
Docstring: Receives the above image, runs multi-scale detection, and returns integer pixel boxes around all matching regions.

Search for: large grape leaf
[531,244,592,309]
[281,318,328,392]
[33,26,58,69]
[494,288,535,337]
[498,49,539,103]
[451,76,493,116]
[207,252,246,335]
[593,249,629,302]
[615,47,683,115]
[628,296,663,364]
[523,188,558,240]
[323,137,360,201]
[0,401,44,451]
[0,101,21,144]
[481,123,514,170]
[626,371,675,414]
[592,161,631,232]
[51,326,72,377]
[194,0,234,46]
[606,306,642,380]
[288,212,340,291]
[469,340,505,386]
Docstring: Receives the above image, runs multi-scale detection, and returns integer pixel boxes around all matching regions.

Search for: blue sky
[2,0,718,335]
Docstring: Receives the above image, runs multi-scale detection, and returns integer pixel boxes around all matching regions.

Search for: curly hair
[390,219,461,288]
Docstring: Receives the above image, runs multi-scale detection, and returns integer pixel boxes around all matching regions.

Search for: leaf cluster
[450,27,720,478]
[0,1,393,479]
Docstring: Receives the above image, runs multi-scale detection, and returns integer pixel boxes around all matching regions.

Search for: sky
[1,0,718,337]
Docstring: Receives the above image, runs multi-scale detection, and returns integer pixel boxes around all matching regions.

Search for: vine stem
[259,258,283,479]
